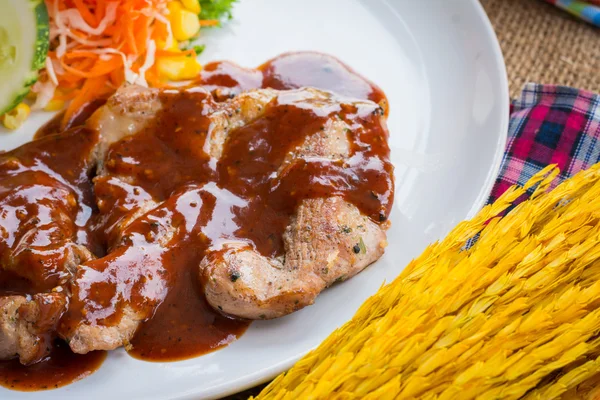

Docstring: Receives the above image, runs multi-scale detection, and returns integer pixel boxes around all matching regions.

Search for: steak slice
[0,85,165,363]
[0,293,67,364]
[200,88,392,319]
[60,86,275,353]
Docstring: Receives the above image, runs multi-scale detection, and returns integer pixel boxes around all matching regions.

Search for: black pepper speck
[230,271,241,282]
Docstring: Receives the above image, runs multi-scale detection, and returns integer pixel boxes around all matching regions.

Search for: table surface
[225,0,599,398]
[483,0,599,98]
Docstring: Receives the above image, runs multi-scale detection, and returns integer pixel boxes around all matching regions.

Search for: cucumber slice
[0,0,49,115]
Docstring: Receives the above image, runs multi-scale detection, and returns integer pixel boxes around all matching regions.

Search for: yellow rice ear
[255,163,600,399]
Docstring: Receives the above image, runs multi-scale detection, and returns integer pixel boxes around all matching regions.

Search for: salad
[0,0,236,130]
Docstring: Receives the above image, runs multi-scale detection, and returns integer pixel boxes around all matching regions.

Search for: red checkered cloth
[488,83,600,204]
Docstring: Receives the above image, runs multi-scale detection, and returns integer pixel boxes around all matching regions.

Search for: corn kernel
[168,39,180,51]
[169,5,201,41]
[44,98,65,112]
[157,37,180,51]
[1,103,30,130]
[157,56,201,81]
[180,0,201,15]
[167,0,182,13]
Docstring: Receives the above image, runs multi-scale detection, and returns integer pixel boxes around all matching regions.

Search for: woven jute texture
[223,1,598,398]
[482,0,599,98]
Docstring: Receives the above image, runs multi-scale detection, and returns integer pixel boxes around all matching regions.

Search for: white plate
[1,0,508,398]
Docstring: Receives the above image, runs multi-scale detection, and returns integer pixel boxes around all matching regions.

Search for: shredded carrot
[145,68,167,89]
[95,0,106,25]
[62,51,101,60]
[199,19,220,27]
[62,76,108,128]
[125,17,138,55]
[109,67,124,87]
[34,0,211,123]
[71,0,97,27]
[53,90,78,101]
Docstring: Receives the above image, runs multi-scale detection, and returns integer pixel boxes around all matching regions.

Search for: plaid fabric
[544,0,600,27]
[488,83,600,205]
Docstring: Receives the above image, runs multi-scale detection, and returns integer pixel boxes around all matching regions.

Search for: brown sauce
[260,52,387,107]
[35,98,108,139]
[0,341,105,391]
[197,52,387,112]
[0,51,392,390]
[128,244,248,361]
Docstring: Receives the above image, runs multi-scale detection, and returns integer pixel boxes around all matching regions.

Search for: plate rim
[465,0,510,218]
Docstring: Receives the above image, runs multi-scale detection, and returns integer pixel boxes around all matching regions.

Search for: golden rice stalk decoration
[254,163,600,400]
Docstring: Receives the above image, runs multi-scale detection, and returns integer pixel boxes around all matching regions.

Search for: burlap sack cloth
[485,0,599,97]
[224,0,599,398]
